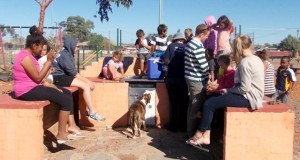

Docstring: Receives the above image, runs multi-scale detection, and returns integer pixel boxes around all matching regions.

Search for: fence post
[96,46,99,60]
[77,49,80,72]
[82,47,85,70]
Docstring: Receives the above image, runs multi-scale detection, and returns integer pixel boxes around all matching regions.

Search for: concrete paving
[44,126,223,160]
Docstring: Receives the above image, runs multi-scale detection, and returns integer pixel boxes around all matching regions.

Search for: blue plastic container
[148,57,164,80]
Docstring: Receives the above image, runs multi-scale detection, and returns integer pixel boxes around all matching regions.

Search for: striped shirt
[184,38,209,82]
[150,36,171,52]
[264,61,276,95]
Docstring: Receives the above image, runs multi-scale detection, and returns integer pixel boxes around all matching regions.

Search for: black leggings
[19,85,74,114]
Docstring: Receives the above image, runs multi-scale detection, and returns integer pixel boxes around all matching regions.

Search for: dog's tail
[129,111,139,129]
[129,111,133,127]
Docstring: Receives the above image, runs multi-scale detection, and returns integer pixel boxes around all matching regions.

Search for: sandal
[56,137,70,144]
[186,136,210,146]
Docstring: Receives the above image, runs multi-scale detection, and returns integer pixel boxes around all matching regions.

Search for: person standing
[164,32,189,132]
[150,24,171,58]
[203,16,218,56]
[184,24,210,137]
[275,56,297,103]
[184,28,193,44]
[135,29,152,78]
[256,49,276,98]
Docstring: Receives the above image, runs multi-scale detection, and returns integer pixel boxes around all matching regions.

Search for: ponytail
[233,35,252,63]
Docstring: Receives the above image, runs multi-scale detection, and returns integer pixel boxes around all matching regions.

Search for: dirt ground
[1,59,300,160]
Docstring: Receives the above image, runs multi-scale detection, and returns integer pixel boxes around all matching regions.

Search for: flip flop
[68,130,86,138]
[186,140,210,152]
[67,134,85,140]
[188,143,210,152]
[57,138,70,144]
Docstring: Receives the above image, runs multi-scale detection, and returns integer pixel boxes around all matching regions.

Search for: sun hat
[172,32,186,42]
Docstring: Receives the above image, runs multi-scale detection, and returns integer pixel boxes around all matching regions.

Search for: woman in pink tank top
[12,26,81,144]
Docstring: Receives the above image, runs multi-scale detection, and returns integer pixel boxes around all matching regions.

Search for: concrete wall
[78,78,170,128]
[224,105,295,160]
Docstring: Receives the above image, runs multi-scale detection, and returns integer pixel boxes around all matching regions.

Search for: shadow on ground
[146,128,223,160]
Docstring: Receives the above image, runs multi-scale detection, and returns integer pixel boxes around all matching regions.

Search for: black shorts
[53,75,75,87]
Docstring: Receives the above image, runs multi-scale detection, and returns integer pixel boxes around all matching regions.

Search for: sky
[1,0,300,45]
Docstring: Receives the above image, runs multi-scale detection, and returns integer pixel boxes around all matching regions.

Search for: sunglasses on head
[200,27,209,32]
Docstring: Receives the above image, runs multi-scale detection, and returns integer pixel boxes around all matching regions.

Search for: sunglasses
[200,27,209,33]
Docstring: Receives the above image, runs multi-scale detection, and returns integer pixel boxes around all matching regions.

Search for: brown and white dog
[128,93,151,137]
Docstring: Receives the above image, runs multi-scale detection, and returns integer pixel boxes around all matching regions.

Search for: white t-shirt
[38,55,53,82]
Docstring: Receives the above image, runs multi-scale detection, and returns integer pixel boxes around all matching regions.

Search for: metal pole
[159,0,162,24]
[96,46,99,60]
[234,26,237,37]
[77,49,80,71]
[239,25,241,35]
[119,29,122,48]
[0,29,6,69]
[82,47,85,70]
[108,31,110,54]
[117,28,119,50]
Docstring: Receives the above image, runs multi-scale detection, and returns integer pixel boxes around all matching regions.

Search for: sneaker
[87,112,106,122]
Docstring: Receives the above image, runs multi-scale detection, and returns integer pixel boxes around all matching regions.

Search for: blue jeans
[198,93,250,132]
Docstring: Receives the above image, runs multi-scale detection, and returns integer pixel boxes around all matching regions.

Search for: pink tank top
[13,49,41,97]
[217,30,232,51]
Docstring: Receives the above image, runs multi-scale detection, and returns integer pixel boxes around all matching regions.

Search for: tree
[279,35,300,57]
[88,33,104,48]
[0,25,16,37]
[264,43,279,49]
[64,16,95,42]
[35,0,53,32]
[34,0,132,33]
[95,0,133,22]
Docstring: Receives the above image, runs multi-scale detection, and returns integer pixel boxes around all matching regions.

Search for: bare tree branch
[45,0,53,8]
[34,0,42,6]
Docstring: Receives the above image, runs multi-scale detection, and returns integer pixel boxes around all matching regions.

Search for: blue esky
[1,0,300,45]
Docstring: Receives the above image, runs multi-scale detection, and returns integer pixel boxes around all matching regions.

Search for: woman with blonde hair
[186,35,264,146]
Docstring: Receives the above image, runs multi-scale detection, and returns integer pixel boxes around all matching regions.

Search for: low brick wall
[224,102,294,160]
[0,87,79,160]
